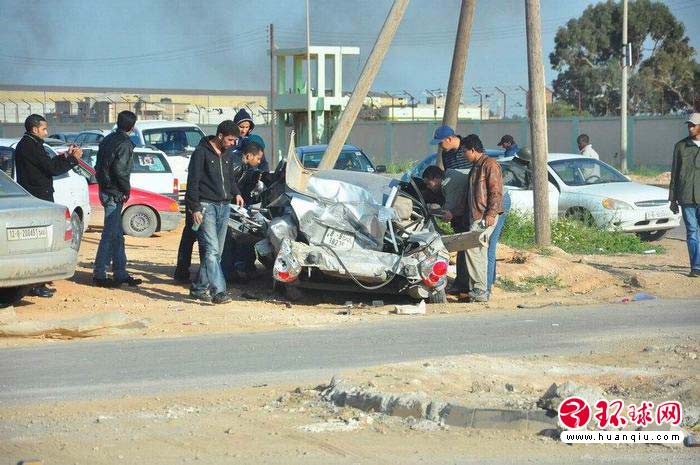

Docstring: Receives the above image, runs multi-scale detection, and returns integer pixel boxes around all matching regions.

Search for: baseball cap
[497,134,515,146]
[685,113,700,125]
[430,125,455,145]
[247,134,266,149]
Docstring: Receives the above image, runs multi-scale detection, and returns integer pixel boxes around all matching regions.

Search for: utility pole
[318,0,409,170]
[620,0,629,173]
[402,90,416,121]
[525,0,551,246]
[269,23,277,166]
[473,87,483,120]
[495,86,507,119]
[443,0,476,129]
[518,85,529,117]
[305,0,313,145]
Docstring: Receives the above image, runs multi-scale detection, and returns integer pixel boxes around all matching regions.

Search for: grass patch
[435,218,455,234]
[629,165,666,178]
[501,212,664,255]
[496,273,563,292]
[384,161,415,174]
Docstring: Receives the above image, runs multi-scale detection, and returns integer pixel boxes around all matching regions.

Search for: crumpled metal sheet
[268,214,297,251]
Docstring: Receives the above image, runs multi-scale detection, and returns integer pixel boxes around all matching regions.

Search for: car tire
[70,211,83,251]
[0,286,28,308]
[427,288,447,304]
[566,208,595,226]
[122,205,158,238]
[637,230,667,242]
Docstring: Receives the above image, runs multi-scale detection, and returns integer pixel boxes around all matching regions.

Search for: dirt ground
[1,220,698,347]
[1,336,697,464]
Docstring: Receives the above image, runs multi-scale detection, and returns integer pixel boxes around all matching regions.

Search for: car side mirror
[375,165,387,173]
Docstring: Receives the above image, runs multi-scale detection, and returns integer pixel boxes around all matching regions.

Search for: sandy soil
[1,222,698,347]
[1,337,696,464]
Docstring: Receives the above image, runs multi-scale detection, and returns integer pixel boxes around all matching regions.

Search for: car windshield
[80,149,170,173]
[0,171,27,197]
[143,128,205,153]
[300,150,374,172]
[0,147,14,177]
[549,158,629,186]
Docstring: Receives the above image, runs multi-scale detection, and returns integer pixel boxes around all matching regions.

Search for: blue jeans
[192,202,230,295]
[681,204,700,272]
[487,191,511,292]
[94,193,128,280]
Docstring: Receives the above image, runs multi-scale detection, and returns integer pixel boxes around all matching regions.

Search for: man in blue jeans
[669,112,700,277]
[93,111,142,288]
[186,120,244,304]
[487,190,511,293]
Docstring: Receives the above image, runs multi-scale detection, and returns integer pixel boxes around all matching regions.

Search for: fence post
[385,120,393,165]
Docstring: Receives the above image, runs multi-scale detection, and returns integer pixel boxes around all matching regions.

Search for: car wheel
[637,230,668,242]
[122,205,158,237]
[566,208,595,226]
[0,286,28,307]
[427,288,447,304]
[70,211,83,251]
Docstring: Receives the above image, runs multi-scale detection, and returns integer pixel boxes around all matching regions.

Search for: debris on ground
[394,300,426,315]
[537,381,604,413]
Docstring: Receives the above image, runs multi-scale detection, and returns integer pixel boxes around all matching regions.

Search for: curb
[321,377,558,433]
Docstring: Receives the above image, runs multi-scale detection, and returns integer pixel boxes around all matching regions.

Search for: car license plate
[7,226,48,241]
[323,228,355,250]
[646,208,670,220]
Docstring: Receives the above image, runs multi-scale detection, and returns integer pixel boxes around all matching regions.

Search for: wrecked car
[228,136,455,303]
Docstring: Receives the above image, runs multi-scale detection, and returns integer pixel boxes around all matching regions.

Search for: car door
[501,161,559,219]
[130,151,175,197]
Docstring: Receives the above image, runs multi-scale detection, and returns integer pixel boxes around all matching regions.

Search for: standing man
[93,111,142,288]
[430,125,471,296]
[497,134,519,157]
[186,120,244,304]
[15,114,83,298]
[669,113,700,277]
[577,134,600,159]
[462,134,504,302]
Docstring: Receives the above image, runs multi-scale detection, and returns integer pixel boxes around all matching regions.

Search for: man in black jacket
[93,111,142,288]
[187,120,244,304]
[15,114,83,298]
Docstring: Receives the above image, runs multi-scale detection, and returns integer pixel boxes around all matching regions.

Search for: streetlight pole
[402,90,416,121]
[472,87,483,121]
[305,0,313,145]
[495,86,507,119]
[620,0,629,173]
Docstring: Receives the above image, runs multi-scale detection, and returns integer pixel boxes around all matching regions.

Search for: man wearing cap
[502,147,532,189]
[430,125,471,294]
[669,112,700,277]
[497,134,519,157]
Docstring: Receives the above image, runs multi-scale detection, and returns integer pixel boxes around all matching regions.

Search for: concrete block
[472,409,528,430]
[440,404,475,428]
[388,393,428,418]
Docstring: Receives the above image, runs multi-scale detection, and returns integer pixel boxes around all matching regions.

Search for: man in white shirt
[577,134,599,159]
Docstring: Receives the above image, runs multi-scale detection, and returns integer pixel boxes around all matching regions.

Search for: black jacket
[233,108,255,131]
[15,133,77,202]
[185,137,241,213]
[95,129,134,198]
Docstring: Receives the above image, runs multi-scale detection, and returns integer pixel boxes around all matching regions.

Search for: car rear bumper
[159,211,182,232]
[0,247,78,287]
[595,210,682,233]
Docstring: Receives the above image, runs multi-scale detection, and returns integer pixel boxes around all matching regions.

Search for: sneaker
[212,292,232,305]
[93,277,120,288]
[115,276,143,287]
[690,270,700,277]
[189,289,212,303]
[469,289,489,303]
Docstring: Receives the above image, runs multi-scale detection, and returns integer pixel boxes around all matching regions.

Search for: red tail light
[64,208,73,242]
[420,258,448,288]
[173,178,179,195]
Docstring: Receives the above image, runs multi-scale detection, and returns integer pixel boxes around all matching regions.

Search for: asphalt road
[1,299,698,405]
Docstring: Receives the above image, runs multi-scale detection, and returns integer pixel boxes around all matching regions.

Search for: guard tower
[274,45,360,153]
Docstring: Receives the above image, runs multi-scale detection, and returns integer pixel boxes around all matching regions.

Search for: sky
[1,0,698,117]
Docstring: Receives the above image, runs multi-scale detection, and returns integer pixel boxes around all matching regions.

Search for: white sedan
[503,153,681,240]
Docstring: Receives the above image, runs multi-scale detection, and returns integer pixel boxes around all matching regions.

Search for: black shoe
[173,272,191,284]
[93,277,120,288]
[115,276,143,287]
[190,289,212,303]
[212,292,232,305]
[28,286,53,298]
[446,284,468,296]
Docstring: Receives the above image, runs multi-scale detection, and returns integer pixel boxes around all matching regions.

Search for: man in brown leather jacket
[461,134,504,302]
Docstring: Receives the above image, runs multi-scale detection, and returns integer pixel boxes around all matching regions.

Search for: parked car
[74,129,112,146]
[404,151,681,240]
[119,120,207,201]
[49,132,79,144]
[295,144,386,173]
[0,171,78,306]
[79,145,179,201]
[0,138,91,251]
[43,137,71,147]
[81,160,181,238]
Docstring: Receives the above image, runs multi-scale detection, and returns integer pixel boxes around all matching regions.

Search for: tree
[547,100,591,117]
[550,0,698,116]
